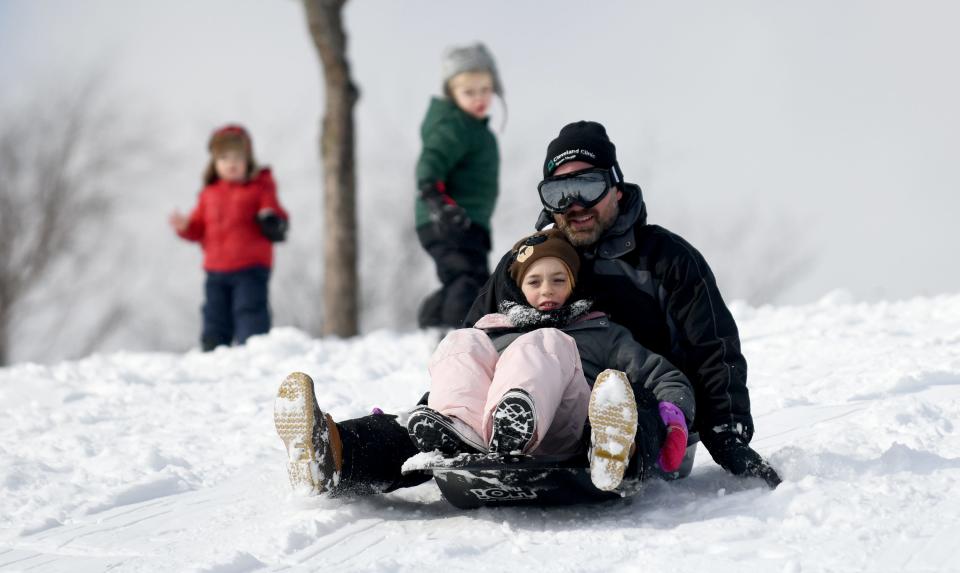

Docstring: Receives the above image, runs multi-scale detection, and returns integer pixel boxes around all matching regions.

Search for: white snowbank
[2,295,960,572]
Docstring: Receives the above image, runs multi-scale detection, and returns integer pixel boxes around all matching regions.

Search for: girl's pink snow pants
[427,327,590,456]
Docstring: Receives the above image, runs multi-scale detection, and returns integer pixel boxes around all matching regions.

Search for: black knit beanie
[543,121,623,182]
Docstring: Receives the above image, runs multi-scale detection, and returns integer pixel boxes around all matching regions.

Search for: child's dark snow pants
[201,266,271,350]
[416,223,491,329]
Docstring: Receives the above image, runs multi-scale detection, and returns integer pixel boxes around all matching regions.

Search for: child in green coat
[415,42,502,329]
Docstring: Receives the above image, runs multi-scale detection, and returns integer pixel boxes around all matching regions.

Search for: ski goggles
[536,167,619,213]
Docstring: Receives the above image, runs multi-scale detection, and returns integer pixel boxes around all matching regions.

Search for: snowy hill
[2,293,960,572]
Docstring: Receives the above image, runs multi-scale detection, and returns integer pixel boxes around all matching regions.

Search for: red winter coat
[177,168,289,272]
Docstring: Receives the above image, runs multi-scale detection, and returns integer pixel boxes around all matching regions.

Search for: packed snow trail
[2,293,960,572]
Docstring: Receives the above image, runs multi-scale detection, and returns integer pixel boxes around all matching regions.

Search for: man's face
[550,160,622,247]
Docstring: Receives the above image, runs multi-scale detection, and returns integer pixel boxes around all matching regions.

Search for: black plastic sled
[407,438,698,509]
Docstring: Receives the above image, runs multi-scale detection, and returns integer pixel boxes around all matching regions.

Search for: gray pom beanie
[441,42,504,98]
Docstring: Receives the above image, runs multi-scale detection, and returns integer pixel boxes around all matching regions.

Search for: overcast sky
[2,0,959,306]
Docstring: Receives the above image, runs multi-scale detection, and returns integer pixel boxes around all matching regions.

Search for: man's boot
[588,369,639,491]
[274,372,344,495]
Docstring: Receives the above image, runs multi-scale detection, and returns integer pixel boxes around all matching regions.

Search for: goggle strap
[610,166,620,185]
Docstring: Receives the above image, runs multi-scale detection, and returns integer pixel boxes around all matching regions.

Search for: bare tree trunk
[303,0,360,337]
[0,304,9,366]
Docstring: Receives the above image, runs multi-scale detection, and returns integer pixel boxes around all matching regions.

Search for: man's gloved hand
[657,402,689,473]
[256,210,288,242]
[420,181,471,234]
[705,431,782,489]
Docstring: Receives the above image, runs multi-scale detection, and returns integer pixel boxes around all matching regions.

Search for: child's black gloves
[703,431,782,489]
[256,211,288,242]
[419,181,471,234]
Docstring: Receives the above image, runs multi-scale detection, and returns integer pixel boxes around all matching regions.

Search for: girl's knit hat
[509,228,580,287]
[441,42,504,98]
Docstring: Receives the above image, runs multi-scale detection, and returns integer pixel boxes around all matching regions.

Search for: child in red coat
[169,124,289,351]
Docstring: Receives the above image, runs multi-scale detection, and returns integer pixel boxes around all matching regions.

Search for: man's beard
[554,201,620,247]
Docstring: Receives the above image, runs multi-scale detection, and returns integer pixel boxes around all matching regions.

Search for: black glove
[256,211,288,242]
[705,432,782,489]
[419,181,470,234]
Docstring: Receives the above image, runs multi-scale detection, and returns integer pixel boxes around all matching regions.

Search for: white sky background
[2,0,960,357]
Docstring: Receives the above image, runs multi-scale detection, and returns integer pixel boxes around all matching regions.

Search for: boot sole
[274,372,341,494]
[408,408,486,455]
[490,390,537,454]
[588,370,639,491]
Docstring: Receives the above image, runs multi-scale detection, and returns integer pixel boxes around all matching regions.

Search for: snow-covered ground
[2,292,960,572]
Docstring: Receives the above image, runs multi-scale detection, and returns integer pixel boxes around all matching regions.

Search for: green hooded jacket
[415,97,499,232]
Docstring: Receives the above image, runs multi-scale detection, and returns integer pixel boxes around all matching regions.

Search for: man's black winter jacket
[464,183,753,449]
